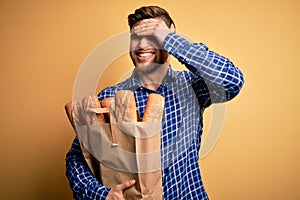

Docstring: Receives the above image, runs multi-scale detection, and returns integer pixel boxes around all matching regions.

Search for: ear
[170,23,176,33]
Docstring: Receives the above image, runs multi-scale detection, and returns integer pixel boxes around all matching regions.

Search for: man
[66,6,244,200]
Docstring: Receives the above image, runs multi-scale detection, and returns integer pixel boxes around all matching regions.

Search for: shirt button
[168,47,172,51]
[186,58,190,62]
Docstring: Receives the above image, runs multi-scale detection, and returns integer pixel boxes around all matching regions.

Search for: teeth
[138,52,153,57]
[140,53,152,57]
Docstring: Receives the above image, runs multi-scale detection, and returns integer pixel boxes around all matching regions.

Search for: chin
[136,63,161,74]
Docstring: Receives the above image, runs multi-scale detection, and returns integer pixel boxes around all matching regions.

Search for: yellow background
[1,0,299,199]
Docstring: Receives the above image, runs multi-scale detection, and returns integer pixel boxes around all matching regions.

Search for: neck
[137,63,169,91]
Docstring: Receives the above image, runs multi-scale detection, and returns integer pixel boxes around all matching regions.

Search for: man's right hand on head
[132,18,175,46]
[106,180,136,200]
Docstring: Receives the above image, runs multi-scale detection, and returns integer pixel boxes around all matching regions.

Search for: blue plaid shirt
[66,33,244,199]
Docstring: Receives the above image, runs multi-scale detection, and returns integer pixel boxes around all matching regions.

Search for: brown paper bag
[65,95,103,176]
[65,95,163,199]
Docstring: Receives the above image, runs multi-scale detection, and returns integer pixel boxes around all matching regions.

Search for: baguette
[86,95,106,124]
[142,93,164,122]
[114,90,137,122]
[101,97,114,122]
[101,97,114,109]
[65,100,87,127]
[64,101,76,127]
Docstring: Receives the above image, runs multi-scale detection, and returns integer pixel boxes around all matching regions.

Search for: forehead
[132,17,165,28]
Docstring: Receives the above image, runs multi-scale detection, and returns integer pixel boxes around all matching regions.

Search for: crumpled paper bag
[65,95,162,199]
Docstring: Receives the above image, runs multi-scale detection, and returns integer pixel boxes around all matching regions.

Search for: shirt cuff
[99,187,111,199]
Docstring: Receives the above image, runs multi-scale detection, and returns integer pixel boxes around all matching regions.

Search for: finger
[117,180,136,191]
[134,23,169,36]
[133,20,163,32]
[135,21,160,30]
[134,28,153,35]
[133,26,151,34]
[133,24,158,34]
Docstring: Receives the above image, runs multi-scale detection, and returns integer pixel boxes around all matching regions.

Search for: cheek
[156,49,168,63]
[129,43,136,60]
[129,51,136,63]
[130,40,139,51]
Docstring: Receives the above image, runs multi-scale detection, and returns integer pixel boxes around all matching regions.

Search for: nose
[137,37,149,49]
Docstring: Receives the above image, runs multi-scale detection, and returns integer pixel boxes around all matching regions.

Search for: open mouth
[135,50,155,61]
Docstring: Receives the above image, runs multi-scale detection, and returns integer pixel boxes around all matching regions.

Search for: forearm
[65,137,110,200]
[164,33,244,101]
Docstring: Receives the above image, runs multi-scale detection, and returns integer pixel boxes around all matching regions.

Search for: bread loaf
[101,97,114,109]
[142,93,164,122]
[65,101,75,127]
[84,95,106,124]
[101,97,114,122]
[114,90,137,122]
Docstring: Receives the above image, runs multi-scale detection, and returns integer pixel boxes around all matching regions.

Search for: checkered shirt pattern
[65,33,244,199]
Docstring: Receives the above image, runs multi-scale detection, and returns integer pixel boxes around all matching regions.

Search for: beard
[136,62,161,73]
[130,48,169,74]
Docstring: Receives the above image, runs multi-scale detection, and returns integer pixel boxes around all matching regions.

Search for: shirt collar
[127,66,177,90]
